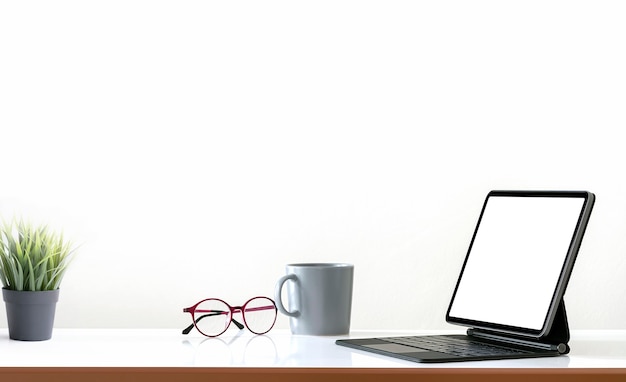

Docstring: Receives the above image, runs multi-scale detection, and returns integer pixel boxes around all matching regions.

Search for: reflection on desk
[0,329,626,368]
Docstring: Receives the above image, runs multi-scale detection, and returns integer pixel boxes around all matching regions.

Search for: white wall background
[1,1,625,332]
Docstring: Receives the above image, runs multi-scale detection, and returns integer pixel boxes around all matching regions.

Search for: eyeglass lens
[241,297,277,335]
[193,299,232,337]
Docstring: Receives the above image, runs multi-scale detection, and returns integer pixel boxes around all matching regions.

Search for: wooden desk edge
[1,367,626,382]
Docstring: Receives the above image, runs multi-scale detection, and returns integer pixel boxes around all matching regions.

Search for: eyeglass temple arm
[181,305,275,335]
[181,310,245,335]
[243,305,275,313]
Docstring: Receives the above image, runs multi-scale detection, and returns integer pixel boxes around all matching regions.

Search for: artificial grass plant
[0,218,75,291]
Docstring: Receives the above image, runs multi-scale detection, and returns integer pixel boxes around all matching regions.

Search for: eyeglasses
[182,296,278,337]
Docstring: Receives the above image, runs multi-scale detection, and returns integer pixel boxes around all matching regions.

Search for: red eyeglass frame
[182,296,278,337]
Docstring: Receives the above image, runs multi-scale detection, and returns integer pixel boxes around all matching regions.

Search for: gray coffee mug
[274,263,354,335]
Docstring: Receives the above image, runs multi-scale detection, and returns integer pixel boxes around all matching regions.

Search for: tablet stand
[543,299,570,345]
[467,299,571,354]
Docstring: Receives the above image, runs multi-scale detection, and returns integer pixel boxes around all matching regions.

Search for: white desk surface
[0,329,625,368]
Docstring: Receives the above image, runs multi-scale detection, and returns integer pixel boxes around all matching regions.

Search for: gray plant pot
[2,288,59,341]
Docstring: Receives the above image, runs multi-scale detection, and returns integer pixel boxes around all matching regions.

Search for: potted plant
[0,218,76,341]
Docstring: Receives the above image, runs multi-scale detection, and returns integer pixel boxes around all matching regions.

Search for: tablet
[446,190,595,338]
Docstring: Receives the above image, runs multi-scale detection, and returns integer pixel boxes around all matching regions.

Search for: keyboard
[382,335,531,357]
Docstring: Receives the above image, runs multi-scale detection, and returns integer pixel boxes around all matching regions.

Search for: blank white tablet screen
[448,196,584,330]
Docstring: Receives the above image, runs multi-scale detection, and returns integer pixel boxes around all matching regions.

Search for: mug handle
[274,274,300,317]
